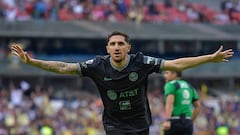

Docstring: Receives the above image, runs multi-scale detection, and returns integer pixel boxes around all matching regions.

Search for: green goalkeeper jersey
[164,80,199,117]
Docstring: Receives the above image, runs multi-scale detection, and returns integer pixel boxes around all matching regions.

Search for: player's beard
[111,53,128,64]
[112,57,124,63]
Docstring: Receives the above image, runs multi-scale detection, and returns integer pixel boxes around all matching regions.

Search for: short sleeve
[78,57,98,77]
[164,82,176,97]
[143,55,165,73]
[192,89,199,102]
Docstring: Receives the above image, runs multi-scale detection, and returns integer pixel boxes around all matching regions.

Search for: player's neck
[110,55,130,70]
[176,77,181,80]
[173,77,181,81]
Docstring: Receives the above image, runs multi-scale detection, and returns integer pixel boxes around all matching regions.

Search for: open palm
[211,45,234,63]
[11,44,31,63]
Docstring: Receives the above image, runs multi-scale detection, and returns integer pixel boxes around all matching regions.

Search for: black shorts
[164,119,193,135]
[105,128,149,135]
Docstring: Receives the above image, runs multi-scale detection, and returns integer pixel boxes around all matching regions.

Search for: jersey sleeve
[78,57,98,77]
[192,89,199,102]
[143,55,165,73]
[164,82,176,97]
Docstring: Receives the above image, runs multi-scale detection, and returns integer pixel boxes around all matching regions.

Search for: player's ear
[173,71,178,78]
[127,44,131,53]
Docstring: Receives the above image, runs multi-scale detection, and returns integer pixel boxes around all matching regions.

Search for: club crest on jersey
[129,72,138,82]
[107,90,117,100]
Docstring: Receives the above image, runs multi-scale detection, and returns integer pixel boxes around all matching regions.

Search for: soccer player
[11,31,233,135]
[162,71,200,135]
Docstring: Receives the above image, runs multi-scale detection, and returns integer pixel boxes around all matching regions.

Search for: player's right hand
[11,44,31,64]
[162,121,171,131]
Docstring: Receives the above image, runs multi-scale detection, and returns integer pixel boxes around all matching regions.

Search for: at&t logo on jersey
[107,89,139,100]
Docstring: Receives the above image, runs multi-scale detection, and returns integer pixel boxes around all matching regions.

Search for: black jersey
[79,52,164,132]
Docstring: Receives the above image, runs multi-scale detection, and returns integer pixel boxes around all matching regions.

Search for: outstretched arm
[162,45,234,71]
[11,44,80,75]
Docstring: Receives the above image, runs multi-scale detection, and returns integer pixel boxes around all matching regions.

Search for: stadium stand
[0,81,239,135]
[0,0,240,24]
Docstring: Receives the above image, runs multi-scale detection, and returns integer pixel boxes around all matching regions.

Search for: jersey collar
[110,55,130,71]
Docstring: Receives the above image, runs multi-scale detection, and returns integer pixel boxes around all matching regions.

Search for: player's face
[164,71,177,82]
[106,35,131,63]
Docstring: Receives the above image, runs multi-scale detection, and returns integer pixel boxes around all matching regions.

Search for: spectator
[82,0,94,19]
[0,1,5,18]
[47,0,59,20]
[72,0,84,20]
[2,0,15,8]
[90,4,105,21]
[117,0,128,16]
[148,3,159,16]
[221,0,234,12]
[128,3,144,24]
[16,8,31,21]
[9,82,23,107]
[235,0,240,12]
[213,12,230,25]
[58,3,74,21]
[186,6,200,22]
[105,3,124,22]
[4,6,17,23]
[145,2,162,23]
[164,0,173,8]
[33,0,48,19]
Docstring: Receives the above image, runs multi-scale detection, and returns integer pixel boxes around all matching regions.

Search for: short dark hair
[107,31,130,44]
[175,71,182,78]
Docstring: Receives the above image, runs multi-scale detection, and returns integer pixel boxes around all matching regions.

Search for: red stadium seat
[156,3,166,12]
[231,12,240,23]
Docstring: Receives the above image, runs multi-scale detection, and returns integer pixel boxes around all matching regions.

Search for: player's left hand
[162,121,171,131]
[211,45,234,62]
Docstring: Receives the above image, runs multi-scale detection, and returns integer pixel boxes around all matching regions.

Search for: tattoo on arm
[30,59,80,74]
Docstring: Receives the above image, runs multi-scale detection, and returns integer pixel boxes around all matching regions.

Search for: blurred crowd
[0,81,105,135]
[0,81,239,135]
[0,0,240,24]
